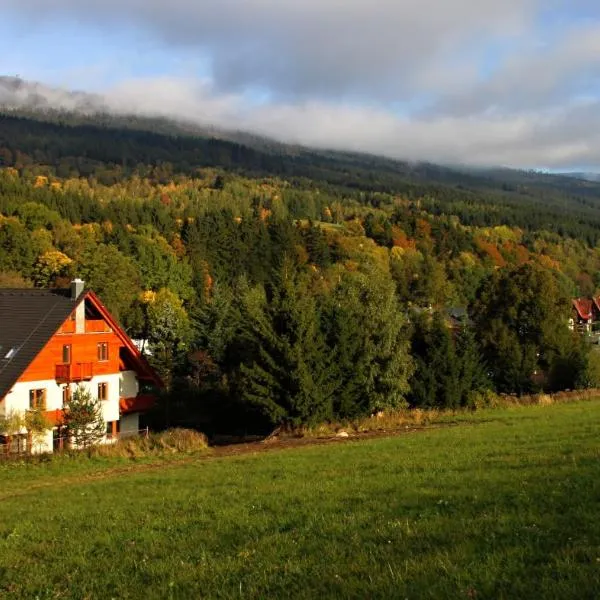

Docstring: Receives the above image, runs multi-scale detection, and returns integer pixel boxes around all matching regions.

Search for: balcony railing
[58,320,111,334]
[85,320,111,333]
[55,362,94,383]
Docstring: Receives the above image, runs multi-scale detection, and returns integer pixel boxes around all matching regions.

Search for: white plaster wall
[5,378,65,414]
[4,373,122,453]
[119,370,139,399]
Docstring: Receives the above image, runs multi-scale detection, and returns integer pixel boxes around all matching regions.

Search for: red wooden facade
[15,291,161,407]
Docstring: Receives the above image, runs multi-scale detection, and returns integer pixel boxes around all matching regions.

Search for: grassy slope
[0,403,599,599]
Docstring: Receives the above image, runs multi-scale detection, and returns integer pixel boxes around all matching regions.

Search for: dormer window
[4,347,16,360]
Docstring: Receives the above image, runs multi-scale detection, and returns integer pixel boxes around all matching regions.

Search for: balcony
[59,320,76,334]
[119,394,156,415]
[58,320,112,335]
[85,320,111,333]
[55,362,94,383]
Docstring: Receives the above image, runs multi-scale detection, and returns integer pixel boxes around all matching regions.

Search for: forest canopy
[2,110,600,432]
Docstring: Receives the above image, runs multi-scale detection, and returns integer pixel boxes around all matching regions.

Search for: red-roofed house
[572,297,593,332]
[0,280,162,454]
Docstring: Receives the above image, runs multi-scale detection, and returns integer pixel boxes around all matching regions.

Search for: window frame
[106,420,119,439]
[29,388,47,411]
[97,382,109,401]
[97,342,109,362]
[62,385,71,405]
[62,344,71,364]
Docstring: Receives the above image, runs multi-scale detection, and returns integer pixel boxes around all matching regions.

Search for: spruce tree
[238,263,335,427]
[63,386,106,449]
[325,266,413,417]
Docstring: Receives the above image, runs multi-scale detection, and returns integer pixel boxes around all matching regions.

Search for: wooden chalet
[0,279,162,453]
[571,297,593,332]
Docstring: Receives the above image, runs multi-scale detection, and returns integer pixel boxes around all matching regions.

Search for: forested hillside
[2,110,600,432]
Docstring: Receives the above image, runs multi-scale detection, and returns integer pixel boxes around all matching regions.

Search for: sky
[1,0,600,170]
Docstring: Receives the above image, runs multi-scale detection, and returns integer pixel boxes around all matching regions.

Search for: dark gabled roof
[0,288,84,400]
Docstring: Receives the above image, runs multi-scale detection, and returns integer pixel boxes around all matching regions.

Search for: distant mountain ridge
[2,75,600,205]
[0,75,293,153]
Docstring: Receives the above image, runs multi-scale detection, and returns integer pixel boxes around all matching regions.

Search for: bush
[469,389,502,409]
[90,428,209,459]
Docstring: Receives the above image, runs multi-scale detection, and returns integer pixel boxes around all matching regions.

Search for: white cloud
[96,77,600,169]
[2,0,600,168]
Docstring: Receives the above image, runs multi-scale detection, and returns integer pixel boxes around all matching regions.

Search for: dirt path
[0,424,456,502]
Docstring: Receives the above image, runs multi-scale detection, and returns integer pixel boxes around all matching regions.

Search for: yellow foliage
[140,290,157,305]
[34,175,48,188]
[537,254,561,271]
[42,250,72,268]
[390,246,406,260]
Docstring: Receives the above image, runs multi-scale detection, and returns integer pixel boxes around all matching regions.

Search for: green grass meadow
[1,402,600,599]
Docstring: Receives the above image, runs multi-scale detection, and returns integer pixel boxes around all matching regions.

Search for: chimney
[71,278,84,300]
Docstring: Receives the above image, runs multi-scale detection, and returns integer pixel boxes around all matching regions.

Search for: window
[106,420,119,439]
[62,386,71,405]
[98,382,109,401]
[29,389,47,410]
[97,342,109,361]
[62,344,71,364]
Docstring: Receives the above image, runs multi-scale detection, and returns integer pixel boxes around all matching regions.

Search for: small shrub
[90,429,209,459]
[536,394,554,406]
[469,390,502,410]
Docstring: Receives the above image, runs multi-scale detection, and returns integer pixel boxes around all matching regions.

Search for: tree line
[2,113,600,433]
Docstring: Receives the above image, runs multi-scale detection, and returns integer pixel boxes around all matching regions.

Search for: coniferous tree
[238,263,335,427]
[63,386,106,449]
[455,323,489,405]
[409,312,461,408]
[325,266,413,417]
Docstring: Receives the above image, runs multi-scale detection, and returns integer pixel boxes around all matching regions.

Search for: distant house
[0,279,162,454]
[571,297,593,332]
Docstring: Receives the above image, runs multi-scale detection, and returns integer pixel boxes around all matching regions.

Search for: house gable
[0,288,83,402]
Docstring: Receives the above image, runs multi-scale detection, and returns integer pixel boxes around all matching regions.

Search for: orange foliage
[514,244,530,265]
[171,234,186,258]
[391,225,416,249]
[415,219,432,239]
[475,238,507,268]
